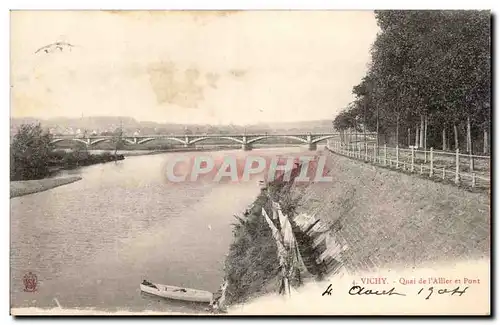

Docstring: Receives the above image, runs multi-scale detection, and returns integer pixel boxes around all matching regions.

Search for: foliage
[334,10,491,150]
[11,123,125,181]
[10,123,53,180]
[224,190,280,305]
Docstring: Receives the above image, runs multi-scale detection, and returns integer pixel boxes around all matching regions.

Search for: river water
[10,147,307,313]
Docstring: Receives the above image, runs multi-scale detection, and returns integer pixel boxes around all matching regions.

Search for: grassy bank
[223,172,304,306]
[49,150,124,169]
[10,176,82,198]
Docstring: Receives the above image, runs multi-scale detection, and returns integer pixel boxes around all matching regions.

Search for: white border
[2,1,498,324]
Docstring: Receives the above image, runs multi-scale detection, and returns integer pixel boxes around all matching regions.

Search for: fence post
[365,142,368,161]
[396,145,399,168]
[472,173,476,188]
[411,147,415,172]
[442,167,445,180]
[455,148,460,184]
[358,142,361,159]
[373,143,376,163]
[429,147,434,177]
[420,164,423,174]
[384,144,387,166]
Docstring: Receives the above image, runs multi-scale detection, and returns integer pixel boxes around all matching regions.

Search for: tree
[10,123,53,180]
[335,10,491,151]
[112,127,124,159]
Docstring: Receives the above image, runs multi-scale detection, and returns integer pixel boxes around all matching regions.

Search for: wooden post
[384,144,387,166]
[358,142,361,159]
[396,145,399,168]
[411,146,415,172]
[442,167,445,180]
[373,143,376,163]
[472,173,476,188]
[420,164,423,174]
[455,148,460,184]
[429,147,434,177]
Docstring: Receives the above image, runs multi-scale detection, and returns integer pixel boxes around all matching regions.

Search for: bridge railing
[326,140,490,190]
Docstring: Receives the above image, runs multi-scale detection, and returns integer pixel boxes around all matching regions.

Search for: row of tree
[333,10,491,154]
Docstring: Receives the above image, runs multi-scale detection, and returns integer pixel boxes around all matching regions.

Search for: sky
[10,11,379,125]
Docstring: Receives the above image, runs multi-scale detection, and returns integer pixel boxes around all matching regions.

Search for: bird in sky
[35,42,75,54]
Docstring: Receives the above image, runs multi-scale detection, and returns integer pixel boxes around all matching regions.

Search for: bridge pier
[308,143,317,151]
[242,143,252,151]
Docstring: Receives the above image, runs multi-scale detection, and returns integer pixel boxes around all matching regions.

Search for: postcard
[10,10,491,316]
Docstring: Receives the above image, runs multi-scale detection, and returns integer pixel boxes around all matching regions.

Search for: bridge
[49,133,345,151]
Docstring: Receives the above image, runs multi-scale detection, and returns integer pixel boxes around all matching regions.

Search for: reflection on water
[10,147,307,312]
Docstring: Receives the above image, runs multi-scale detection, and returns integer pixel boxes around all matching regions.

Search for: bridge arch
[49,138,65,145]
[311,135,339,144]
[90,138,112,145]
[136,137,156,145]
[247,135,308,145]
[188,136,243,145]
[72,138,89,145]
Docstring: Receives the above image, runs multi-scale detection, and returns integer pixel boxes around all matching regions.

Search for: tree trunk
[395,113,399,146]
[363,104,367,149]
[415,125,419,147]
[376,107,380,147]
[442,127,447,151]
[354,120,358,145]
[424,115,428,152]
[419,114,424,148]
[454,123,459,150]
[483,127,488,154]
[467,115,472,154]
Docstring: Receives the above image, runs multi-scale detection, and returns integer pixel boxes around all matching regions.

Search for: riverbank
[221,147,490,311]
[221,165,313,307]
[49,150,124,169]
[62,144,306,157]
[10,176,82,198]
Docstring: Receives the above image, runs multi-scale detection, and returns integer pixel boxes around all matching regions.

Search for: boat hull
[140,283,213,303]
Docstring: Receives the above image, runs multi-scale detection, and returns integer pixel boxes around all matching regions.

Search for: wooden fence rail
[327,140,490,189]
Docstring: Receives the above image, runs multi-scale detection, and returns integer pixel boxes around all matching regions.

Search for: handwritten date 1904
[322,284,469,300]
[417,286,469,300]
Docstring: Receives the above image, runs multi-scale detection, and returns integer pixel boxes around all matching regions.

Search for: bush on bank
[10,123,125,181]
[223,170,302,305]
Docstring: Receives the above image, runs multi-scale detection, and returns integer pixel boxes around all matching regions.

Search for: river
[10,147,307,313]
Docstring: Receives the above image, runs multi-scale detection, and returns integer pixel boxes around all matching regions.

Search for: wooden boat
[140,280,213,303]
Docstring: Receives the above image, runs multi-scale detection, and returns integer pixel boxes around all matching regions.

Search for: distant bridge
[49,133,349,151]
